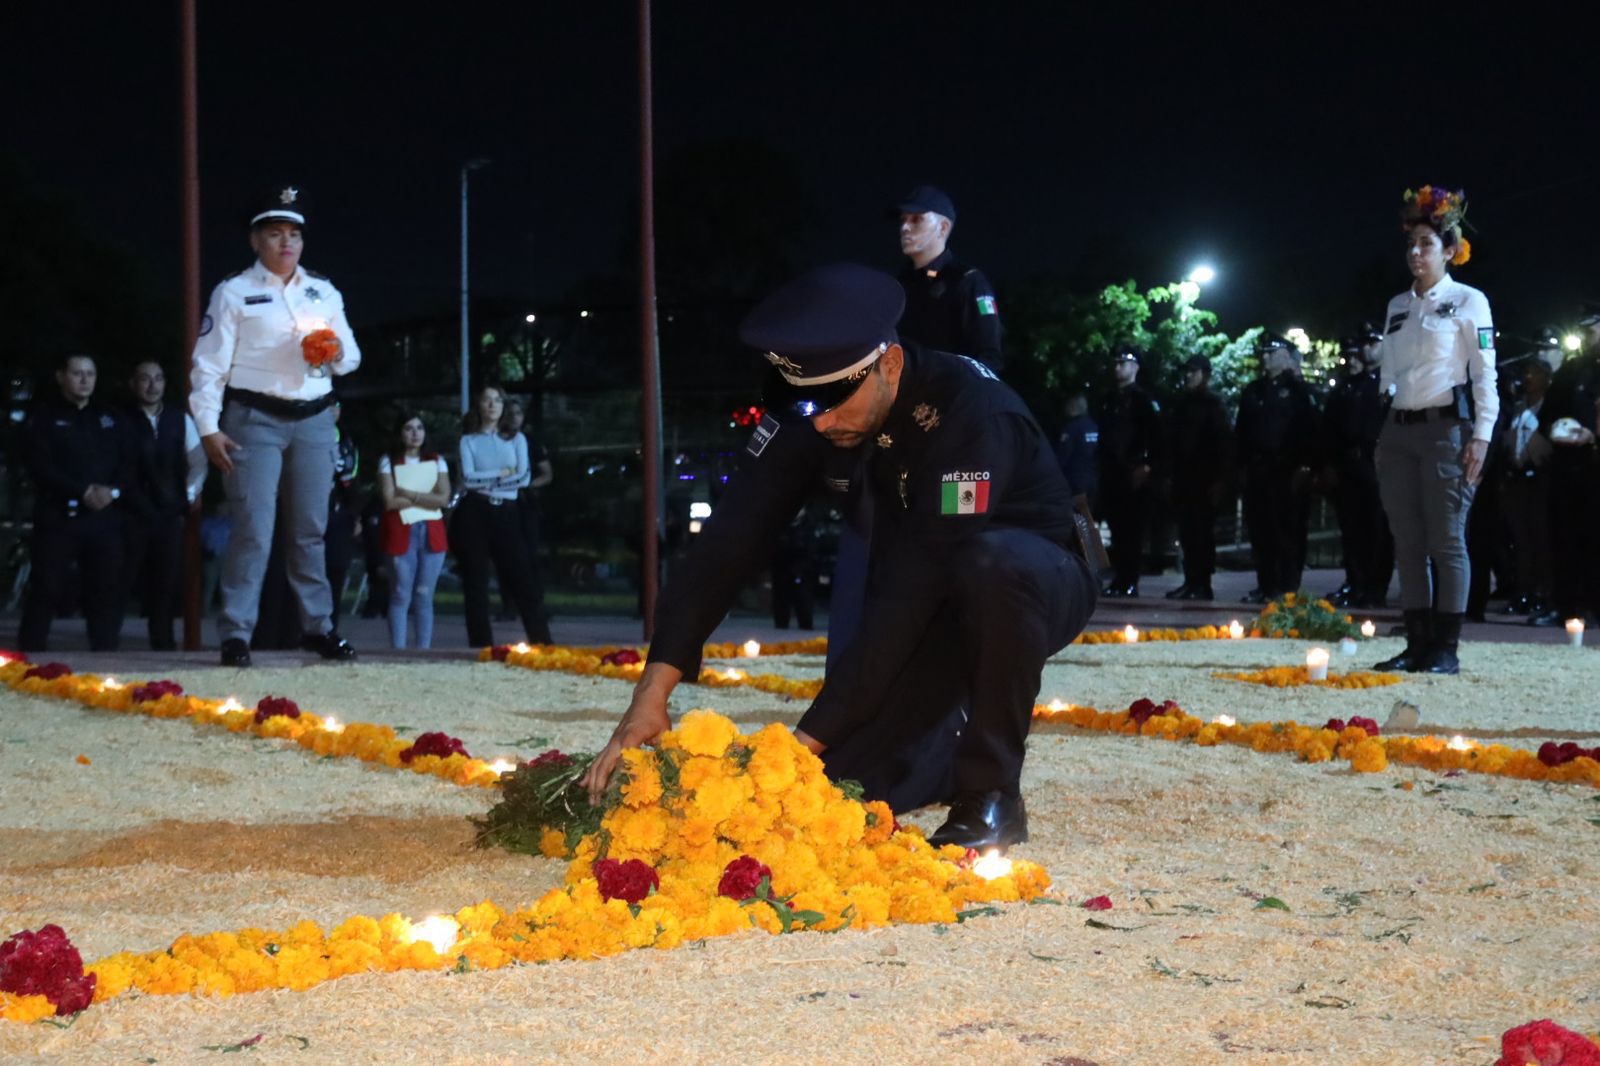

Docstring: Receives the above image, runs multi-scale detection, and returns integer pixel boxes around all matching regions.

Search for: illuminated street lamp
[1188,264,1216,286]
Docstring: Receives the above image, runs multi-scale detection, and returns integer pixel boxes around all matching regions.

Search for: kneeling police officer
[582,265,1096,849]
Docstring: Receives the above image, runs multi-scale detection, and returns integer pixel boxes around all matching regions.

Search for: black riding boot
[1374,609,1431,672]
[1416,611,1462,675]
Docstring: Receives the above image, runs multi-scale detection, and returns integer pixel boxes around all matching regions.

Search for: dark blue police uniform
[20,393,133,650]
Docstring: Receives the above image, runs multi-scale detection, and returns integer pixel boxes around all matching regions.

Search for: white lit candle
[741,639,761,658]
[408,915,460,954]
[723,668,746,681]
[1360,620,1377,639]
[1212,714,1237,727]
[512,642,531,654]
[101,677,122,690]
[1447,735,1472,752]
[1122,624,1140,644]
[322,716,344,734]
[1227,620,1245,640]
[1046,699,1066,713]
[1338,637,1358,656]
[220,697,244,713]
[1305,647,1330,681]
[972,848,1013,880]
[1566,619,1584,647]
[488,757,516,776]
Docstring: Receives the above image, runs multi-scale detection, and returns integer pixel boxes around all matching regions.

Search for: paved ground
[2,566,1575,674]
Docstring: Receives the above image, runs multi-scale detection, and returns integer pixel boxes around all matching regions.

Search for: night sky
[10,3,1596,353]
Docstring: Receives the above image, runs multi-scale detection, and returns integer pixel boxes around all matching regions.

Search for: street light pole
[459,158,490,414]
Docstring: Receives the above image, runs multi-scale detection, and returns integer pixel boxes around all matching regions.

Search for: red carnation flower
[600,649,642,667]
[1081,895,1113,911]
[253,696,301,724]
[490,645,512,662]
[1497,1019,1600,1066]
[594,858,659,904]
[132,679,184,703]
[1324,718,1347,733]
[22,663,71,681]
[0,924,97,1016]
[717,856,773,900]
[0,650,27,664]
[399,731,470,763]
[527,749,574,770]
[1127,698,1159,726]
[1348,716,1380,736]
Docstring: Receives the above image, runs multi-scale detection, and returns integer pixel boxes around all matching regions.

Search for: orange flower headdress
[1402,185,1472,266]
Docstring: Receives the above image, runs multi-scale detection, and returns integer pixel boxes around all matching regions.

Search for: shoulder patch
[198,313,213,337]
[1478,327,1495,350]
[939,471,991,515]
[958,355,999,380]
[746,413,780,457]
[976,294,997,316]
[304,268,329,280]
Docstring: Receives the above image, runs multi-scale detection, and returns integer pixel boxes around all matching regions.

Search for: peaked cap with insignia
[250,184,307,228]
[740,263,905,417]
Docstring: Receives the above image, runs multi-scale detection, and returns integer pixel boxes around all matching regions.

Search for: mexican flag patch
[1477,327,1495,350]
[976,295,997,316]
[940,472,991,515]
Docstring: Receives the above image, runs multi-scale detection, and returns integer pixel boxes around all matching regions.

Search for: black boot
[1416,612,1462,674]
[1374,609,1431,672]
[928,790,1029,850]
[1165,583,1192,600]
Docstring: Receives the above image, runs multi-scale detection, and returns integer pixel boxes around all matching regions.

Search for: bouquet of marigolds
[300,328,340,375]
[475,710,1051,941]
[1255,592,1361,641]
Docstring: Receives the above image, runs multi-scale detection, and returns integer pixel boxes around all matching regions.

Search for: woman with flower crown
[1371,187,1497,676]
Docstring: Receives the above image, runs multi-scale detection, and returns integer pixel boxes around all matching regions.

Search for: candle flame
[220,697,244,713]
[1565,618,1585,633]
[1212,714,1237,727]
[1227,621,1245,640]
[1447,735,1471,752]
[741,639,761,658]
[972,849,1013,881]
[101,677,122,690]
[1122,625,1139,644]
[408,915,460,954]
[322,716,344,734]
[512,642,531,654]
[723,668,746,681]
[1046,699,1066,712]
[1360,620,1377,639]
[488,758,516,775]
[1306,648,1330,666]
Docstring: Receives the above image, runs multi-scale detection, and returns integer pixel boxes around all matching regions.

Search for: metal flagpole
[638,0,664,640]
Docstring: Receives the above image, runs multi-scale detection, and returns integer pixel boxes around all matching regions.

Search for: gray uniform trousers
[1375,414,1477,613]
[218,403,337,642]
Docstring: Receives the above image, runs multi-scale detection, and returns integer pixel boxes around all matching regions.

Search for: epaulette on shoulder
[224,267,249,280]
[304,268,330,281]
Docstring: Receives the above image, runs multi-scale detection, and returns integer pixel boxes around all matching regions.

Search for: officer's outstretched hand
[583,663,679,805]
[202,431,243,475]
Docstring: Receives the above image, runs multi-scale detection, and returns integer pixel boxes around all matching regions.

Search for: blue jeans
[387,523,445,648]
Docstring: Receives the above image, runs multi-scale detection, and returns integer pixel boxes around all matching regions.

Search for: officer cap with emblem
[1338,335,1364,354]
[740,264,905,418]
[1181,354,1211,374]
[1257,333,1296,355]
[250,185,307,228]
[895,185,957,223]
[1112,346,1142,365]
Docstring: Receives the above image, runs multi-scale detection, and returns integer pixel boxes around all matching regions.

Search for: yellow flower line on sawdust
[0,710,1049,1019]
[0,660,504,790]
[1031,700,1600,788]
[1212,666,1403,690]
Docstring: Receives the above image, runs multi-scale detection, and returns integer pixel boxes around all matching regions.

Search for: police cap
[251,185,307,228]
[896,185,957,223]
[1181,354,1211,374]
[1339,336,1364,354]
[1579,301,1600,327]
[1257,333,1295,355]
[1113,347,1142,365]
[740,264,905,417]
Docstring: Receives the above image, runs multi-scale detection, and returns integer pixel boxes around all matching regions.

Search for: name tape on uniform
[746,413,780,458]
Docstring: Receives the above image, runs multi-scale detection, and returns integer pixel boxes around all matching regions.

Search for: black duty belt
[224,387,335,420]
[1390,404,1460,425]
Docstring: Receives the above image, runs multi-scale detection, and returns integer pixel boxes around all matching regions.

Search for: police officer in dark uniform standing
[582,265,1096,849]
[1054,393,1099,504]
[1321,330,1393,608]
[895,185,1003,369]
[1165,355,1233,600]
[19,354,133,651]
[1529,302,1600,627]
[122,361,207,650]
[1096,349,1163,597]
[1236,335,1319,603]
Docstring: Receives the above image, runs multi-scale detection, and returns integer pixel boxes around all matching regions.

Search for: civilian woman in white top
[1372,186,1497,676]
[454,385,553,646]
[376,413,452,648]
